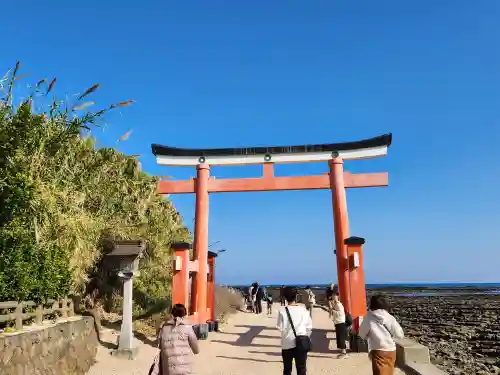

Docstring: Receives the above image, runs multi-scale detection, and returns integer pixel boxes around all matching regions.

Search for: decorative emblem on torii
[152,133,392,327]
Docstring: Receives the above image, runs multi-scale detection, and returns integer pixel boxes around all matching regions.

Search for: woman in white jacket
[331,294,348,359]
[359,295,404,375]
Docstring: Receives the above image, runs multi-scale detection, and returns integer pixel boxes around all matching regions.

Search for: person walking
[331,294,348,359]
[326,283,336,318]
[255,284,264,314]
[263,288,273,315]
[276,286,312,375]
[248,284,256,313]
[251,282,259,313]
[153,304,200,375]
[280,285,286,306]
[304,286,316,318]
[359,295,404,375]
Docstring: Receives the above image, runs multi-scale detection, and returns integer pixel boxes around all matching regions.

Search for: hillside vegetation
[0,62,189,311]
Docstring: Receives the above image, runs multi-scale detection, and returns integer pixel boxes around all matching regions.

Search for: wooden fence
[0,298,74,330]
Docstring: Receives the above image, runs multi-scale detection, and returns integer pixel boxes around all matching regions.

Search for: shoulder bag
[345,310,353,327]
[148,353,161,375]
[285,307,312,353]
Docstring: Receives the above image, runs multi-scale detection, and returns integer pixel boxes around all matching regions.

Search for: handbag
[148,353,161,375]
[345,311,353,327]
[285,307,312,352]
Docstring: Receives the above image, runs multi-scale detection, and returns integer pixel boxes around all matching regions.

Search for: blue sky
[4,1,499,285]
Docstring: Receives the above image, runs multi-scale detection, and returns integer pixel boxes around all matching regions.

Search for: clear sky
[4,1,499,285]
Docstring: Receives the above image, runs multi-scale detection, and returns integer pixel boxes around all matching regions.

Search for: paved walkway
[87,304,404,375]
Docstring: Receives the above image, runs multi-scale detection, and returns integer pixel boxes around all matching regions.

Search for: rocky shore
[386,290,500,375]
[258,285,500,375]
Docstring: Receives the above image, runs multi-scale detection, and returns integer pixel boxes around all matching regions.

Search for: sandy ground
[87,304,404,375]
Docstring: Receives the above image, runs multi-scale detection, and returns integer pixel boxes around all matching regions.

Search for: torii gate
[152,133,392,327]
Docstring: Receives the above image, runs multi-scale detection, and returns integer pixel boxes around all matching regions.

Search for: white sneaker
[337,353,348,359]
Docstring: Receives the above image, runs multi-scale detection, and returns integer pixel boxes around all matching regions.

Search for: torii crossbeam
[152,133,392,325]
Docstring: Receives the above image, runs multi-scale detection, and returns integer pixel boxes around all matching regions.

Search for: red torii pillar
[329,158,351,310]
[191,164,210,323]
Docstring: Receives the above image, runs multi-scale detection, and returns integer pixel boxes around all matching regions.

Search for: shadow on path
[213,323,334,354]
[218,331,278,340]
[98,319,156,349]
[247,350,335,360]
[211,325,279,348]
[216,355,281,363]
[310,328,334,354]
[211,340,278,348]
[134,331,157,347]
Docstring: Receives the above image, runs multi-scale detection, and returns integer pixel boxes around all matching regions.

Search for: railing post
[52,300,58,321]
[15,303,23,329]
[35,304,43,325]
[61,297,68,318]
[68,298,75,317]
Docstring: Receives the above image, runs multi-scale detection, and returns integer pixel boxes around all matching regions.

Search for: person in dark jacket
[250,282,258,313]
[280,285,286,306]
[248,284,256,312]
[255,284,264,314]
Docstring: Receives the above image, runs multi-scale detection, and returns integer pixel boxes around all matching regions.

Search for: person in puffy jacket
[155,304,200,375]
[359,295,404,375]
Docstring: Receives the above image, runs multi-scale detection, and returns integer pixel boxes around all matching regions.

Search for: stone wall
[0,316,98,375]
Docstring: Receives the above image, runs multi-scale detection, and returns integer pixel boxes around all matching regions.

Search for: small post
[207,251,217,323]
[344,236,367,331]
[172,242,191,309]
[15,303,23,330]
[344,236,369,353]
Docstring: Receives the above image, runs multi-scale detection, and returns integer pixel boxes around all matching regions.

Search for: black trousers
[335,322,347,350]
[282,347,307,375]
[255,298,262,314]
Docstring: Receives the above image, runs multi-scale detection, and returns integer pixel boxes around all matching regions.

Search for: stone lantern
[106,240,146,359]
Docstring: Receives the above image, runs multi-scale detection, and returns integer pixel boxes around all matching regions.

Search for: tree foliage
[0,63,189,303]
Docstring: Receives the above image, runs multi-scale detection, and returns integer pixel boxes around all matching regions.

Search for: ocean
[232,283,500,296]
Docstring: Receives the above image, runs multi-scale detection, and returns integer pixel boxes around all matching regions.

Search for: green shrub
[0,62,190,304]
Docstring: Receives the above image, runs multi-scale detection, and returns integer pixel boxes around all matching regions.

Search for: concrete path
[87,304,404,375]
